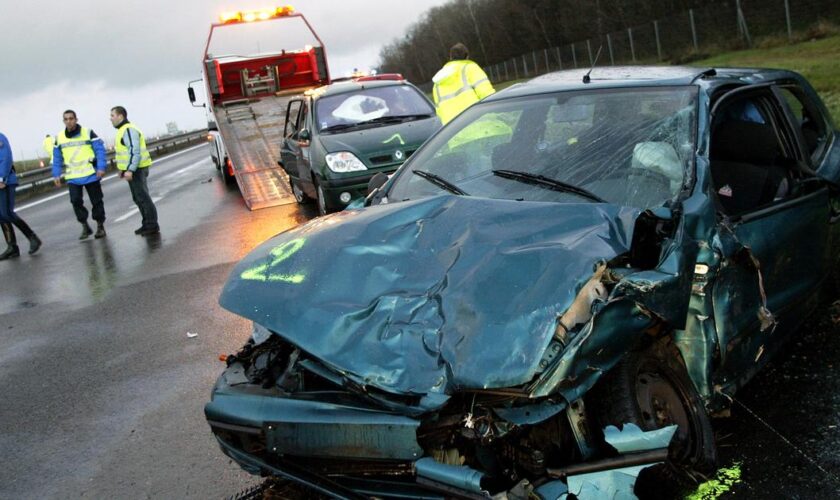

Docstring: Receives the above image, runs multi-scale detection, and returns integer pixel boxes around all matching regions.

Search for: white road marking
[114,196,164,223]
[158,158,211,182]
[16,142,209,212]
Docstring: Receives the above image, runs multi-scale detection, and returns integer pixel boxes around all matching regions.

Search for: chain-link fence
[484,0,840,82]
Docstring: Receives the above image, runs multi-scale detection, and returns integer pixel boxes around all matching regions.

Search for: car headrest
[711,120,781,165]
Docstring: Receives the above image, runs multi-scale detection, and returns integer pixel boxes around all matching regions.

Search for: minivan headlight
[326,152,367,173]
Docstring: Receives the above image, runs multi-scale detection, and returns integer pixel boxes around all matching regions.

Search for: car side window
[285,100,302,138]
[710,94,795,216]
[299,102,311,133]
[777,86,830,165]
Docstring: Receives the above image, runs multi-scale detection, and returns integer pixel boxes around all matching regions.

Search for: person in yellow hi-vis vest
[432,43,495,125]
[110,106,159,236]
[52,110,108,239]
[42,135,54,161]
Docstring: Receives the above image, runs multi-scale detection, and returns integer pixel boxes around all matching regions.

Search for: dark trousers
[128,168,158,229]
[0,185,37,243]
[0,184,17,223]
[69,181,105,224]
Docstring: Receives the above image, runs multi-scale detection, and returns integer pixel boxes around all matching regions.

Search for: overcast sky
[0,0,448,160]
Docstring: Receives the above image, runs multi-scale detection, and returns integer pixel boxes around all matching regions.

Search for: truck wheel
[589,338,717,497]
[290,178,311,205]
[221,159,235,186]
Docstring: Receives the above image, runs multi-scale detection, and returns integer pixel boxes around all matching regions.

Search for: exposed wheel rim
[635,368,698,464]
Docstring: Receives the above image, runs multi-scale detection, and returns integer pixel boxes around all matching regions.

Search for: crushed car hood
[220,195,640,401]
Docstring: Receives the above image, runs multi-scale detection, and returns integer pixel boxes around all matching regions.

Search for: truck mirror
[188,87,196,103]
[367,172,389,196]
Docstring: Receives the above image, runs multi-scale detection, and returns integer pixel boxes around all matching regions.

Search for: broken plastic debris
[603,423,677,453]
[548,424,678,499]
[187,332,198,338]
[566,466,648,500]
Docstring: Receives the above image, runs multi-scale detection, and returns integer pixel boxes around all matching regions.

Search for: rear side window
[778,86,830,165]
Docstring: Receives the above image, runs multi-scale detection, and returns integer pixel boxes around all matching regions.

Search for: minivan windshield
[387,86,697,208]
[316,85,435,133]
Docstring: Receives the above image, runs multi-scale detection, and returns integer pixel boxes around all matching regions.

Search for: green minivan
[280,76,441,215]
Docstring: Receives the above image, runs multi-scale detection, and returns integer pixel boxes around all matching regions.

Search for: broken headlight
[251,322,273,346]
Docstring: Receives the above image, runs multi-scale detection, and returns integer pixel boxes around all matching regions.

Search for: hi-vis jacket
[51,126,107,185]
[114,122,152,172]
[432,60,495,125]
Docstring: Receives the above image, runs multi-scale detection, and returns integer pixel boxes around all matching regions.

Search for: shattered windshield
[315,85,435,132]
[388,86,697,208]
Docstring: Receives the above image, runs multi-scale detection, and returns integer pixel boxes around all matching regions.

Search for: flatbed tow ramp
[216,93,302,209]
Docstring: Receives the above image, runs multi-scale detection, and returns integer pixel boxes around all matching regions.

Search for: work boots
[12,217,42,255]
[0,222,20,261]
[94,222,106,239]
[79,222,93,240]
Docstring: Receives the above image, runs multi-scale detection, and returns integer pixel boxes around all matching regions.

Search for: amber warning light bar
[219,5,295,24]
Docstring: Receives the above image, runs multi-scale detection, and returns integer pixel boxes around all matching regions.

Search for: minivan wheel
[315,179,328,216]
[590,338,717,498]
[290,178,310,204]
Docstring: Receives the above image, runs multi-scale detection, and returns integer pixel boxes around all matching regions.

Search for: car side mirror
[299,129,311,142]
[367,172,389,196]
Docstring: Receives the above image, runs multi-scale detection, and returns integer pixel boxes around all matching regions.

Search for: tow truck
[188,6,330,210]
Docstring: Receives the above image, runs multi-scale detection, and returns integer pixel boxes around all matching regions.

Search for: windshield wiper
[320,123,362,133]
[412,170,469,196]
[360,114,434,125]
[388,113,435,121]
[321,114,434,133]
[492,169,605,203]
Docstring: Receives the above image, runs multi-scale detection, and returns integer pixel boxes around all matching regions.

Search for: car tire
[290,178,311,205]
[314,178,329,216]
[589,338,717,497]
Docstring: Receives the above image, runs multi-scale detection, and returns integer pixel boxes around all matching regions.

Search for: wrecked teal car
[207,67,840,499]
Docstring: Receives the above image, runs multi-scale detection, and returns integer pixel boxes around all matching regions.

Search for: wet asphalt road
[2,143,840,499]
[0,144,317,499]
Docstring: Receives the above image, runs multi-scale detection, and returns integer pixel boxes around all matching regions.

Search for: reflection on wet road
[0,146,315,315]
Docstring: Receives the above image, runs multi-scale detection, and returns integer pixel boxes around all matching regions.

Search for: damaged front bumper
[206,357,675,500]
[205,362,475,499]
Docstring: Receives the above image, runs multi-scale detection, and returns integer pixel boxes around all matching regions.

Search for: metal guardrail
[16,129,210,195]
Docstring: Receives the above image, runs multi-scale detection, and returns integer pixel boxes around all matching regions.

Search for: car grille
[369,149,415,165]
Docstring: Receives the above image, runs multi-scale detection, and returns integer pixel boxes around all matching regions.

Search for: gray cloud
[0,0,447,156]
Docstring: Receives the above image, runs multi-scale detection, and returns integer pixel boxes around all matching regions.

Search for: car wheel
[290,178,311,205]
[315,178,329,216]
[590,338,716,497]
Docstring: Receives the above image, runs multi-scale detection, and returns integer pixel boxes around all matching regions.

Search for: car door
[708,85,832,386]
[295,100,314,186]
[281,100,303,180]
